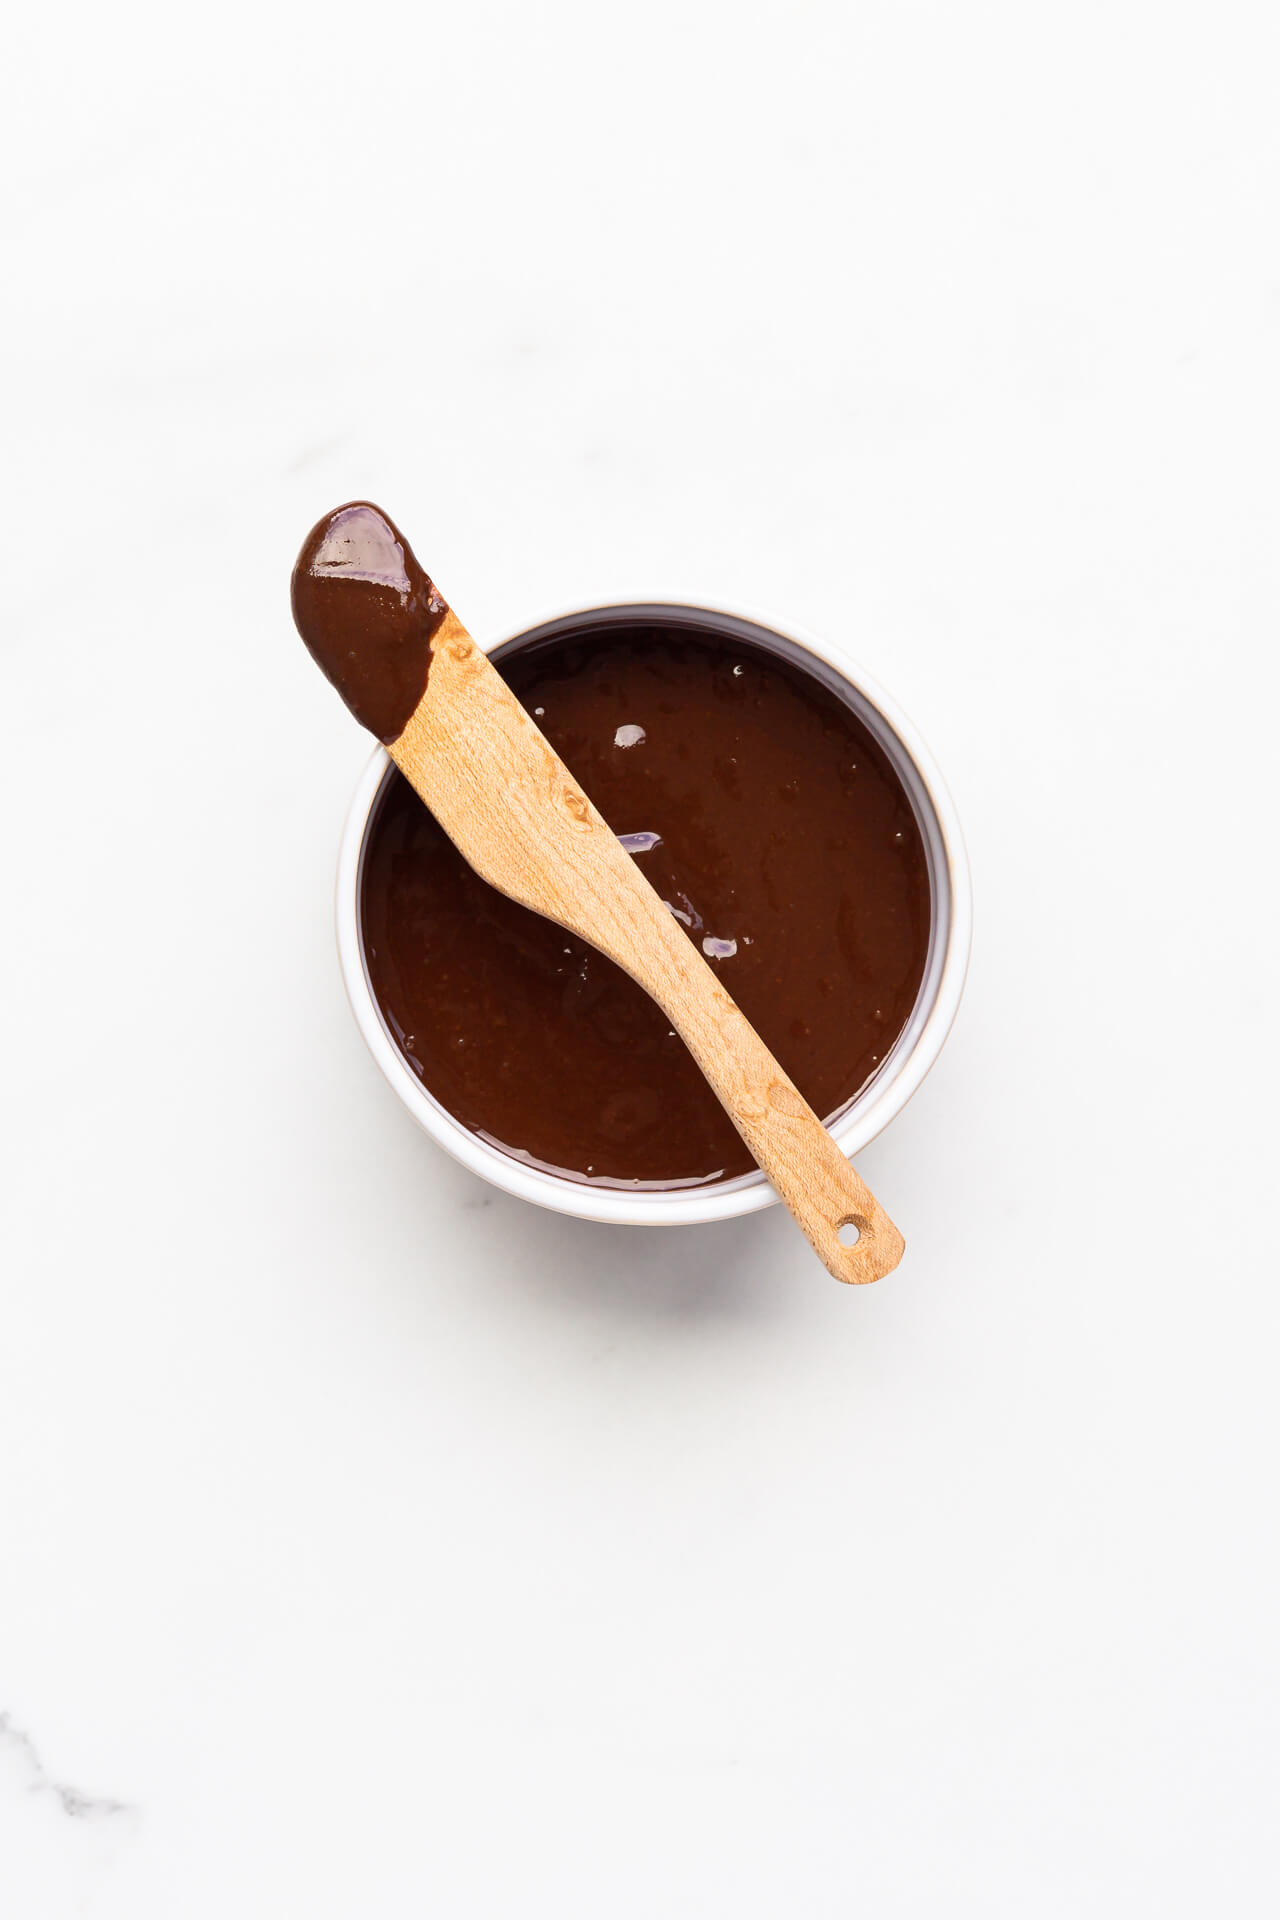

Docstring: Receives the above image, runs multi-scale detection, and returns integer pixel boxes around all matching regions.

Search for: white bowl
[336,601,971,1225]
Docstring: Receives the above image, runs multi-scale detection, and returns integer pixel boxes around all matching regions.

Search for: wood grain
[389,610,905,1283]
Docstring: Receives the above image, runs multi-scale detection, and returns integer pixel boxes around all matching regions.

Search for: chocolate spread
[357,614,931,1187]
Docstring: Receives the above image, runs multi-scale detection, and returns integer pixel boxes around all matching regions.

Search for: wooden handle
[634,923,905,1284]
[390,613,905,1284]
[570,870,904,1285]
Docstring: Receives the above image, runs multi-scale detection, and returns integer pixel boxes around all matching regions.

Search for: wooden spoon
[293,504,904,1283]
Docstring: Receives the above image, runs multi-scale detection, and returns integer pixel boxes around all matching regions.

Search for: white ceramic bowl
[336,601,971,1225]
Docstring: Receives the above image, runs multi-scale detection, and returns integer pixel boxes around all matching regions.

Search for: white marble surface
[3,3,1278,1913]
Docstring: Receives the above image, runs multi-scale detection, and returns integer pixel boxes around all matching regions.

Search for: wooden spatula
[293,503,904,1283]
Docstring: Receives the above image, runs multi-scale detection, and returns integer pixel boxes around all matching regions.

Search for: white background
[3,2,1277,1913]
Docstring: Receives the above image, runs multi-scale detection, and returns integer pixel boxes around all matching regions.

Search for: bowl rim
[335,597,972,1225]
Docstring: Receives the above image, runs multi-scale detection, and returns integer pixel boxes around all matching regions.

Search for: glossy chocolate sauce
[292,502,447,742]
[359,616,932,1188]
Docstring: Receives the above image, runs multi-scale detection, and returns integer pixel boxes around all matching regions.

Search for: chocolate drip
[291,502,447,742]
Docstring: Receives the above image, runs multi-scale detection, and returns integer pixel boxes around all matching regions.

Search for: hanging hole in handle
[836,1216,866,1249]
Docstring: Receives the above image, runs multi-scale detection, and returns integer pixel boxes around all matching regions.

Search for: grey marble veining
[0,1712,132,1822]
